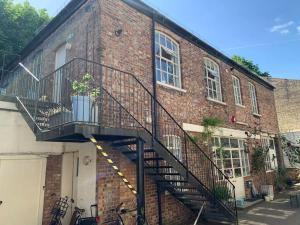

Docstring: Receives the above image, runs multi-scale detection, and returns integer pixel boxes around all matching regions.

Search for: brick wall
[96,148,194,225]
[271,78,300,134]
[42,155,63,225]
[99,0,279,136]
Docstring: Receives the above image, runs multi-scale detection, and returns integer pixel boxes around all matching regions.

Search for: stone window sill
[207,98,227,106]
[236,104,245,108]
[157,81,187,93]
[252,113,262,118]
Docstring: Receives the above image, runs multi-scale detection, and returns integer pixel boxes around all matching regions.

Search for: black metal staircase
[5,58,238,224]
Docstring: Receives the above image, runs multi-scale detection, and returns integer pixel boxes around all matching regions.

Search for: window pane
[235,168,242,177]
[156,70,161,82]
[221,138,230,147]
[230,139,239,148]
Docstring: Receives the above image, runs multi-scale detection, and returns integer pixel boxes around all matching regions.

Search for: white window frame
[213,137,250,179]
[232,76,243,106]
[249,82,259,115]
[155,31,181,88]
[204,58,223,102]
[163,135,182,185]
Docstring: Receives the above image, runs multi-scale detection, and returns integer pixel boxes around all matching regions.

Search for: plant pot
[264,196,272,202]
[71,96,98,123]
[49,111,72,127]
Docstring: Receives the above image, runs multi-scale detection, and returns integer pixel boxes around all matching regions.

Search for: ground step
[143,157,164,161]
[146,172,181,176]
[145,166,173,169]
[111,140,137,147]
[157,179,188,183]
[173,191,202,196]
[122,148,155,154]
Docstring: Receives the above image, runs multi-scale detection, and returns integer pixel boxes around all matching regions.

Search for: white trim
[155,31,182,89]
[157,81,187,93]
[236,104,246,108]
[232,76,243,106]
[236,121,249,126]
[204,57,223,102]
[206,97,227,105]
[252,113,262,117]
[182,122,275,140]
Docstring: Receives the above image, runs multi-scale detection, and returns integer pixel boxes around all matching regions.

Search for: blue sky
[15,0,300,79]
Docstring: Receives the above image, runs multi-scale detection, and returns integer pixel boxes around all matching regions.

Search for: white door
[61,152,79,225]
[53,44,67,103]
[0,156,46,225]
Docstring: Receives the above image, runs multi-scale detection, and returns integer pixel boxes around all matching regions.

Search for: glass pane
[160,35,166,46]
[166,37,172,49]
[230,139,239,148]
[155,44,160,56]
[221,138,230,147]
[213,138,220,147]
[223,159,232,168]
[168,75,174,85]
[233,159,241,167]
[155,32,159,42]
[155,57,160,69]
[231,150,240,158]
[167,62,174,74]
[156,70,161,82]
[162,72,167,83]
[223,150,231,159]
[161,60,167,72]
[235,168,242,177]
[269,139,275,149]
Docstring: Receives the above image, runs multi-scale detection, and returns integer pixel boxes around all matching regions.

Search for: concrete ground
[238,193,300,225]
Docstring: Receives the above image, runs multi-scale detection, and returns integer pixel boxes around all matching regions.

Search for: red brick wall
[42,155,63,225]
[96,148,194,225]
[99,0,279,136]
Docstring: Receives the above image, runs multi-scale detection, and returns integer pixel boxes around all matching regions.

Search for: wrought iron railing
[5,57,237,219]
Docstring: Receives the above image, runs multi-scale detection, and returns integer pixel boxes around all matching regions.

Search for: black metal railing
[5,57,237,219]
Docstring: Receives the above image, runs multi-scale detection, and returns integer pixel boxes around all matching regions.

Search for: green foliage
[251,146,268,173]
[202,117,223,141]
[213,185,232,201]
[281,136,300,167]
[232,55,271,77]
[72,73,100,98]
[0,0,50,66]
[275,168,294,191]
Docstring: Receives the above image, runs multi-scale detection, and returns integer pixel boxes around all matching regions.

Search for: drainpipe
[151,12,163,225]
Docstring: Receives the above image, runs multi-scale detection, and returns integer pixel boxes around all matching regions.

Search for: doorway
[53,44,67,103]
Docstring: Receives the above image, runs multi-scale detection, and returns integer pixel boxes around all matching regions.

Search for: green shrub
[213,186,232,201]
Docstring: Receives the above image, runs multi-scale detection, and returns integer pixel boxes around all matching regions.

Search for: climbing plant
[251,146,269,173]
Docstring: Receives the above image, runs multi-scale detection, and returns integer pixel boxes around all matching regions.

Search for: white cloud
[297,26,300,34]
[280,29,290,34]
[270,21,294,32]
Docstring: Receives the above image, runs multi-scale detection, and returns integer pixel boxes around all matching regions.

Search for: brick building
[0,0,281,224]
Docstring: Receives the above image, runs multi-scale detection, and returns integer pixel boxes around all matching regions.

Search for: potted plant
[71,73,100,122]
[48,106,72,127]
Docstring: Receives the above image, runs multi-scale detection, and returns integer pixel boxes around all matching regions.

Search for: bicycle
[101,203,148,225]
[49,196,69,225]
[69,204,99,225]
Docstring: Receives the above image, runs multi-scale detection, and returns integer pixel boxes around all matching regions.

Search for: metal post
[136,138,145,225]
[156,182,163,225]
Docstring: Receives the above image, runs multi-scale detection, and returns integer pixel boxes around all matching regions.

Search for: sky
[14,0,300,79]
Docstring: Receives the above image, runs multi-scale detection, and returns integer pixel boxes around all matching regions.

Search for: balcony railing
[5,57,237,219]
